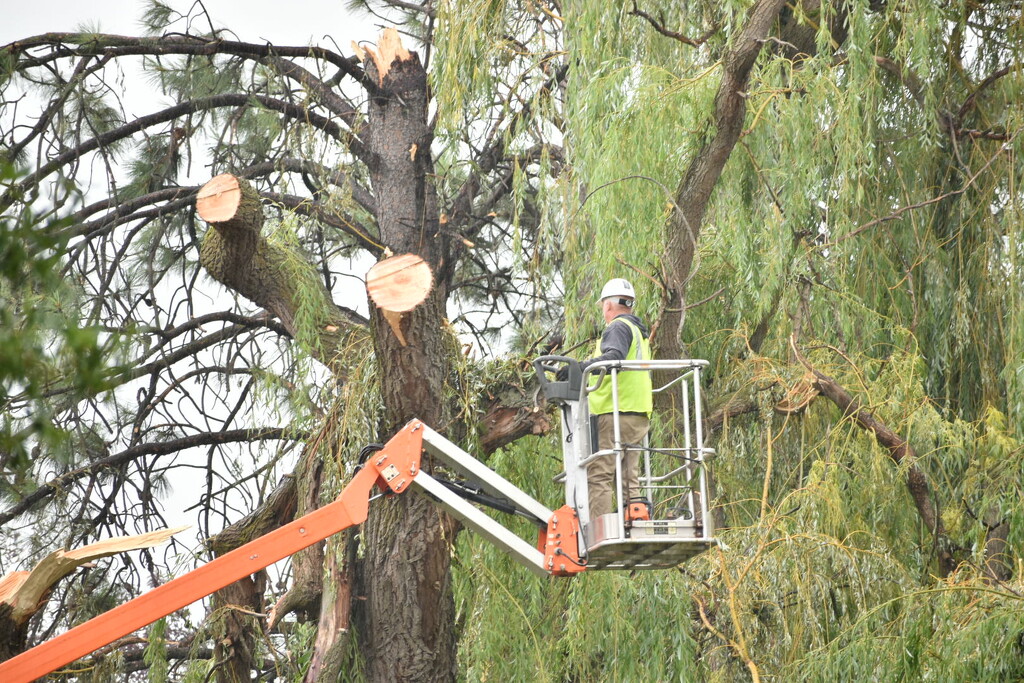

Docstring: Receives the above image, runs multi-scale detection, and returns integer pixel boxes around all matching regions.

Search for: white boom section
[418,424,553,523]
[411,476,549,577]
[409,424,553,577]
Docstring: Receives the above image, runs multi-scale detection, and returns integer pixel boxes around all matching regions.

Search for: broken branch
[789,335,957,575]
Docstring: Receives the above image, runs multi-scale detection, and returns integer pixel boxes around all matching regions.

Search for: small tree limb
[629,2,718,47]
[790,336,958,576]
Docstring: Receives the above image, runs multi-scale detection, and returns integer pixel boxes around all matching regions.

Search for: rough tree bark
[982,513,1011,583]
[351,31,461,683]
[195,29,464,682]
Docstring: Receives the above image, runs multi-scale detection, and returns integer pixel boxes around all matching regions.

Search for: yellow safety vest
[587,318,653,416]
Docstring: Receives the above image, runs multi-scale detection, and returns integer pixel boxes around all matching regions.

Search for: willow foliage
[452,0,1024,680]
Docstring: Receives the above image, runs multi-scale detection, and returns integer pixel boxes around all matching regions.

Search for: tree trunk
[193,28,521,682]
[0,605,29,663]
[210,572,265,683]
[353,31,460,681]
[983,508,1012,582]
[304,532,356,681]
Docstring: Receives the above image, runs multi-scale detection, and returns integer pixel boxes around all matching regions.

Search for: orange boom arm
[0,423,425,683]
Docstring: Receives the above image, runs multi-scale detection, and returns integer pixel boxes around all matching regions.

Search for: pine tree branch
[197,175,370,365]
[0,94,348,213]
[262,56,361,123]
[0,428,298,526]
[4,36,373,160]
[241,158,377,215]
[2,54,110,164]
[378,0,436,17]
[21,323,263,407]
[121,324,263,385]
[263,191,382,257]
[66,158,377,245]
[145,311,292,342]
[67,187,199,241]
[3,33,378,96]
[259,57,371,162]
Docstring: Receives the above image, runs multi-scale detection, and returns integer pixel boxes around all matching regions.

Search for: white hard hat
[598,278,636,302]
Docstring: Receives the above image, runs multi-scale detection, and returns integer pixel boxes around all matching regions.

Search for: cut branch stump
[366,253,433,346]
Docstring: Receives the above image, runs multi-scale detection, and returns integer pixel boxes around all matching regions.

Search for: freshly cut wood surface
[0,526,188,622]
[0,572,30,605]
[775,373,821,415]
[366,254,432,313]
[363,27,411,83]
[196,173,242,222]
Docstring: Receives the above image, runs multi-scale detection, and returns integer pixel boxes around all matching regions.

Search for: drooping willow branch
[657,0,788,358]
[446,63,569,235]
[826,138,1012,247]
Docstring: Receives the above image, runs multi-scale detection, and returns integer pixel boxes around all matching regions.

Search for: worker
[580,278,653,519]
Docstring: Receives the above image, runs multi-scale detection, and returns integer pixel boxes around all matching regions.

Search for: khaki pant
[589,413,650,518]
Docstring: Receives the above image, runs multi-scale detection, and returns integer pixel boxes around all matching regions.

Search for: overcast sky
[2,0,375,48]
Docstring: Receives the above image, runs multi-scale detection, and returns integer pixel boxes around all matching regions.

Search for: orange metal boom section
[0,422,426,683]
[539,505,586,576]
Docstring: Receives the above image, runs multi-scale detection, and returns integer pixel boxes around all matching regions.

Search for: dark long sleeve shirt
[581,314,650,371]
